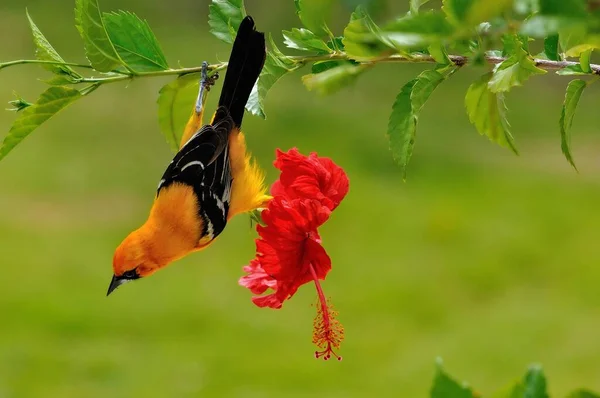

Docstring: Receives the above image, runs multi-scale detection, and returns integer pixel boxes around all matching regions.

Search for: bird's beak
[106,274,126,296]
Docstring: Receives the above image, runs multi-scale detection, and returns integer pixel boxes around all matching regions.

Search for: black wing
[157,107,234,240]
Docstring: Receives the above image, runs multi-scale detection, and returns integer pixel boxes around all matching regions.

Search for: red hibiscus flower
[239,148,349,360]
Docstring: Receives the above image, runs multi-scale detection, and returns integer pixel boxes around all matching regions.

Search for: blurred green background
[2,0,600,397]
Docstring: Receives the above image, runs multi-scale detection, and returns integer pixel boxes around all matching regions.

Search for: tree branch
[2,53,597,87]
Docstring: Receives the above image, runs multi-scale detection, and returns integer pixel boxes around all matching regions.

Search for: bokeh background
[2,0,600,397]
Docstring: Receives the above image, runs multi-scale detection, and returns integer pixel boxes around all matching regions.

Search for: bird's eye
[122,269,139,279]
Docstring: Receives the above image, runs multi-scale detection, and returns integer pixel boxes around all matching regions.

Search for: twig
[2,53,598,87]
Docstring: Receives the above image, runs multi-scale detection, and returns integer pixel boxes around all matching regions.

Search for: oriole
[108,16,269,295]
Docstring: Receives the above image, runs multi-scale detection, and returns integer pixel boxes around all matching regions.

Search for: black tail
[216,16,266,128]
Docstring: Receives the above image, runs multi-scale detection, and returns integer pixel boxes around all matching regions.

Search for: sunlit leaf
[75,0,123,72]
[556,64,588,75]
[26,10,81,79]
[246,35,296,118]
[443,0,513,27]
[560,79,586,170]
[103,11,168,72]
[382,11,454,50]
[208,0,246,43]
[302,63,367,95]
[388,68,451,178]
[488,35,546,93]
[295,0,335,36]
[0,87,82,161]
[342,6,392,61]
[465,72,517,153]
[157,74,199,152]
[430,359,475,398]
[282,28,332,53]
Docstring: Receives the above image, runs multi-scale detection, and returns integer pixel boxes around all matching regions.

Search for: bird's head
[107,231,158,296]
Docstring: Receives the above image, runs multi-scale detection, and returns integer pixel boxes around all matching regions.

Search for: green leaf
[282,28,332,53]
[208,0,246,44]
[539,0,587,17]
[342,6,392,61]
[430,359,475,398]
[465,72,517,153]
[559,79,586,170]
[520,16,578,38]
[543,34,561,60]
[428,43,451,64]
[382,11,455,50]
[311,60,355,74]
[103,11,168,72]
[26,10,81,79]
[443,0,513,27]
[556,64,588,75]
[488,36,546,93]
[0,87,82,161]
[579,48,592,73]
[387,69,450,177]
[75,0,124,72]
[302,63,367,95]
[156,74,199,152]
[568,389,600,398]
[410,0,431,14]
[523,365,549,398]
[295,0,335,36]
[245,35,296,118]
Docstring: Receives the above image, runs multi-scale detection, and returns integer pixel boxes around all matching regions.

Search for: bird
[108,16,269,296]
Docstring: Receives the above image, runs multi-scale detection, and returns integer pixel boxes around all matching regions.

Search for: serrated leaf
[157,74,199,152]
[488,36,546,93]
[410,0,431,14]
[75,0,124,72]
[560,79,586,170]
[568,389,600,398]
[0,87,82,161]
[208,0,246,44]
[465,72,517,153]
[26,10,80,78]
[430,360,475,398]
[103,11,168,72]
[443,0,513,27]
[245,35,296,118]
[302,63,367,95]
[387,69,449,178]
[382,11,455,50]
[282,28,332,53]
[342,6,392,61]
[295,0,335,36]
[543,34,561,60]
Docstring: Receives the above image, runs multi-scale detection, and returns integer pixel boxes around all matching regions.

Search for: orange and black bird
[108,16,269,295]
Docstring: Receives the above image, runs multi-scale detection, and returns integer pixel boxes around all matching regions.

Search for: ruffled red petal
[272,148,349,211]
